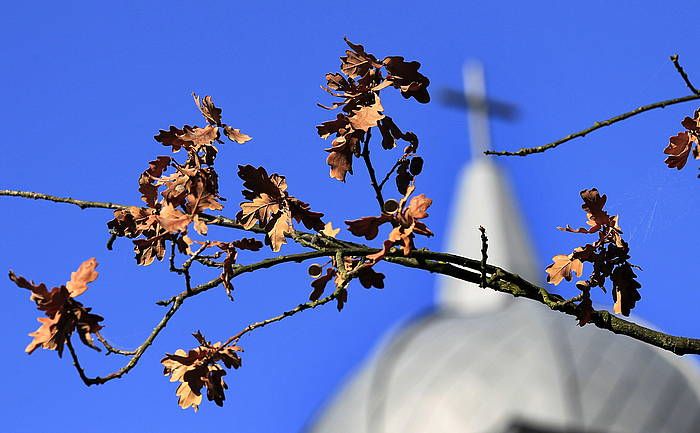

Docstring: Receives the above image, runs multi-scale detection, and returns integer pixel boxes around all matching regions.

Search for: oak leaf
[223,126,252,144]
[9,258,104,356]
[382,56,431,103]
[193,93,223,126]
[236,165,324,251]
[161,333,242,411]
[611,263,641,316]
[545,254,583,285]
[349,100,385,131]
[664,132,696,169]
[340,37,380,79]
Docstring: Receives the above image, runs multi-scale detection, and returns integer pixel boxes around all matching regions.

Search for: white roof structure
[307,63,700,433]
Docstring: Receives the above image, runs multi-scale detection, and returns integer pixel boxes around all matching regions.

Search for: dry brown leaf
[223,126,252,144]
[193,93,223,126]
[545,254,583,285]
[66,257,98,297]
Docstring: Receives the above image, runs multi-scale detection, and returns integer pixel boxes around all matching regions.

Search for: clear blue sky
[1,1,699,432]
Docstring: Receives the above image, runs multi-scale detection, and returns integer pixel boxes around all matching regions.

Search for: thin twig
[670,54,700,95]
[360,128,385,210]
[478,226,488,288]
[486,93,700,156]
[95,332,137,356]
[378,159,403,189]
[223,292,338,347]
[71,295,187,386]
[66,337,93,385]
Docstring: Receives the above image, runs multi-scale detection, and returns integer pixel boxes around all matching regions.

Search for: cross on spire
[440,61,517,159]
[463,61,491,158]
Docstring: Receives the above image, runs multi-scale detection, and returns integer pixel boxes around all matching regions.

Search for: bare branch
[670,54,700,95]
[478,226,488,288]
[486,93,700,156]
[95,332,137,356]
[360,128,386,210]
[378,158,403,189]
[224,292,339,347]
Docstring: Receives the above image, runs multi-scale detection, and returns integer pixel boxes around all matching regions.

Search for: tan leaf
[266,211,293,252]
[238,193,282,229]
[157,204,192,234]
[545,254,583,285]
[193,214,208,235]
[345,215,391,240]
[66,258,98,297]
[406,194,431,219]
[223,126,252,144]
[193,93,223,126]
[349,101,385,131]
[340,37,380,79]
[321,222,340,238]
[664,132,696,169]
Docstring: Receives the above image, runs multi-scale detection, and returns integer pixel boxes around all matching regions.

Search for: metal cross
[440,61,518,159]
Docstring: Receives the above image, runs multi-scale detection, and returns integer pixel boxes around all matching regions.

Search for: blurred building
[307,64,700,433]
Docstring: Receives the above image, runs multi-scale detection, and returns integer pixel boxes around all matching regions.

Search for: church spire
[463,61,491,159]
[437,62,539,313]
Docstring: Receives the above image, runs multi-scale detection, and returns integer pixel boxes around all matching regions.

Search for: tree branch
[360,128,386,210]
[478,226,488,288]
[670,54,700,95]
[485,93,700,156]
[95,332,137,356]
[7,189,700,389]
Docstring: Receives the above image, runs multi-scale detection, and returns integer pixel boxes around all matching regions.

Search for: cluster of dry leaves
[664,109,700,173]
[545,189,641,325]
[236,165,325,252]
[9,258,103,356]
[7,40,439,411]
[307,225,386,311]
[317,38,428,186]
[161,332,242,412]
[346,185,433,261]
[107,94,252,266]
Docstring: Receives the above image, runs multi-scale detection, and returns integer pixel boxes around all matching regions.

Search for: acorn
[307,263,324,278]
[383,199,400,214]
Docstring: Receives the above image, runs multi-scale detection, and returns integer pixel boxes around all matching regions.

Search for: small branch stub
[479,226,488,288]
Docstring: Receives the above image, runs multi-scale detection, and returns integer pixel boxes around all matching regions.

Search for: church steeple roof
[437,62,539,313]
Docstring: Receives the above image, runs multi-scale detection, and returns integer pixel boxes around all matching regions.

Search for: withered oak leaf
[382,56,431,103]
[9,258,104,356]
[193,93,223,126]
[547,188,642,317]
[161,333,242,411]
[664,132,696,170]
[664,111,700,170]
[223,126,252,144]
[611,263,641,316]
[139,156,172,208]
[236,165,325,251]
[348,186,434,261]
[545,254,583,285]
[340,37,381,79]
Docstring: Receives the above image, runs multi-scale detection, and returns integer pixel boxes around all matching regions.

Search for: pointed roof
[437,62,538,313]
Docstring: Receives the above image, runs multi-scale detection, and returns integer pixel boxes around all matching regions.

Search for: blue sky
[1,1,699,432]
